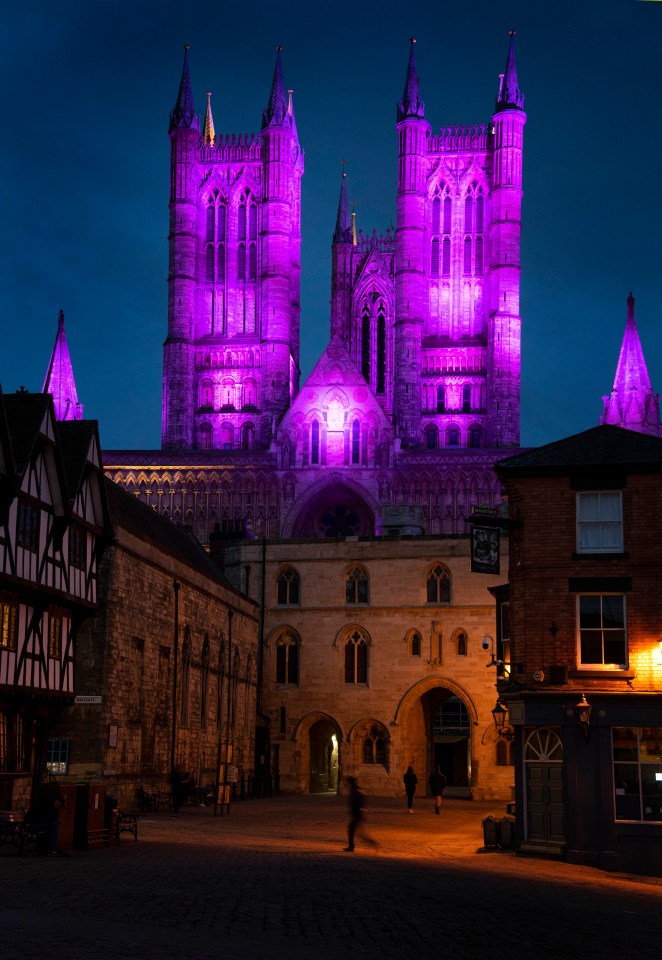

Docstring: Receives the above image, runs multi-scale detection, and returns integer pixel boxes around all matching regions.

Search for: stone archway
[395,678,477,800]
[309,717,340,793]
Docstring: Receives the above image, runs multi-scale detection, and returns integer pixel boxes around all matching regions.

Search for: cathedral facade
[104,35,526,543]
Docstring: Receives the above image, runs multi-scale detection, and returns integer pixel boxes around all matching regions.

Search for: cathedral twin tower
[162,36,526,458]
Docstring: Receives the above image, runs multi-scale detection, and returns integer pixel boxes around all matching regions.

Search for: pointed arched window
[352,419,360,464]
[206,245,214,282]
[463,237,472,275]
[361,311,371,382]
[431,238,439,276]
[377,306,386,394]
[311,420,320,465]
[238,203,246,241]
[346,567,369,604]
[248,204,257,241]
[217,204,226,241]
[206,204,215,242]
[432,196,440,234]
[344,629,369,684]
[275,631,299,686]
[442,237,451,278]
[443,196,452,233]
[277,567,300,605]
[427,564,451,604]
[217,245,225,282]
[475,237,483,276]
[248,243,257,281]
[238,244,246,281]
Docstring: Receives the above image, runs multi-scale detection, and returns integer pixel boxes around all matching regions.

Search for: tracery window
[427,565,451,604]
[277,567,300,606]
[346,566,369,605]
[275,631,299,685]
[311,420,320,465]
[362,725,387,766]
[352,420,361,464]
[344,629,369,684]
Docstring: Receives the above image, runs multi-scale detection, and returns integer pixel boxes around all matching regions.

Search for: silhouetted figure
[429,766,447,815]
[404,766,418,813]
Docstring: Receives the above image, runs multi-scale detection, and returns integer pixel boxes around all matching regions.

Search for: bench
[115,812,139,843]
[0,814,47,855]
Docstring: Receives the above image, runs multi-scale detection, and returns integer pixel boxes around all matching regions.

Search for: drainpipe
[170,580,180,780]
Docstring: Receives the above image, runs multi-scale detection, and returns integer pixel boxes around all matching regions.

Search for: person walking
[343,776,378,852]
[429,765,447,815]
[403,765,418,813]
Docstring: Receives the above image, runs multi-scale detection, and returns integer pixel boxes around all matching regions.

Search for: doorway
[420,689,472,795]
[524,728,565,844]
[309,718,339,793]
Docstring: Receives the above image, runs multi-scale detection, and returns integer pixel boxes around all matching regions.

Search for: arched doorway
[524,728,565,844]
[309,718,339,793]
[419,688,472,797]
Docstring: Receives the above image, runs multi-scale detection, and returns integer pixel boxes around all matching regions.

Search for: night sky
[2,0,661,450]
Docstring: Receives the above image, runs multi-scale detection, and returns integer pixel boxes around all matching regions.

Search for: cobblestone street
[1,794,661,960]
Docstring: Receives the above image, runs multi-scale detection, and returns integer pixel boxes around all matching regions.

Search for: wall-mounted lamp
[576,693,592,743]
[491,699,515,741]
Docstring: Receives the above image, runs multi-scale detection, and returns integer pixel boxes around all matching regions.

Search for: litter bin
[482,815,501,849]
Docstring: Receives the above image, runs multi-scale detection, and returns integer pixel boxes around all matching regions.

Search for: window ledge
[569,669,635,681]
[571,552,629,561]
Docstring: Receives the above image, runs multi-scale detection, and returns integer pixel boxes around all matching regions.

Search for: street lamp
[491,698,514,741]
[576,693,592,743]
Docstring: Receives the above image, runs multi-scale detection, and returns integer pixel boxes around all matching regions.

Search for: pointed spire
[496,30,524,112]
[601,294,661,436]
[397,38,425,122]
[203,91,216,147]
[262,45,290,129]
[42,310,84,422]
[333,166,352,244]
[169,45,199,132]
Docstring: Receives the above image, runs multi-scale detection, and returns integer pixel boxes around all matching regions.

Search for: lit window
[46,738,70,776]
[0,598,18,650]
[577,492,623,553]
[613,727,662,822]
[578,594,627,667]
[48,613,63,659]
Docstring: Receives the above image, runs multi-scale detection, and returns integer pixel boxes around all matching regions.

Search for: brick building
[495,425,662,875]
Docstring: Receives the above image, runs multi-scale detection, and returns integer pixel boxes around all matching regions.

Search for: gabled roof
[104,477,244,596]
[2,392,55,475]
[56,421,101,497]
[496,425,662,478]
[278,335,392,437]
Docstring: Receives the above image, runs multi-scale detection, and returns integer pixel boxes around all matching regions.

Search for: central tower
[162,47,303,451]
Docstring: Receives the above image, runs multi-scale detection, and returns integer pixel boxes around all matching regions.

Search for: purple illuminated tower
[42,309,84,421]
[601,293,661,436]
[329,34,526,451]
[162,46,303,450]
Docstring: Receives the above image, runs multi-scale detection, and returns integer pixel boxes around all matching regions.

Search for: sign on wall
[471,525,500,575]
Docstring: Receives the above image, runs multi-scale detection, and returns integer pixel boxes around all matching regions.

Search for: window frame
[345,567,369,605]
[0,597,18,651]
[277,568,300,606]
[613,726,662,823]
[576,593,628,669]
[576,491,623,554]
[275,631,299,686]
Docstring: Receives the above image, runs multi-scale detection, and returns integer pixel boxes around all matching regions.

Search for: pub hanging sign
[470,525,500,575]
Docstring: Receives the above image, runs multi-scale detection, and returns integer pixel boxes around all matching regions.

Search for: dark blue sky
[2,0,661,450]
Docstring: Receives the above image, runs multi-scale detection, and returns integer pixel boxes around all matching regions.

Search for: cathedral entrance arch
[395,678,476,799]
[289,481,375,538]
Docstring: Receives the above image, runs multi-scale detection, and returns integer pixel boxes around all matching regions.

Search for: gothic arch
[291,710,344,745]
[393,675,479,728]
[281,474,379,539]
